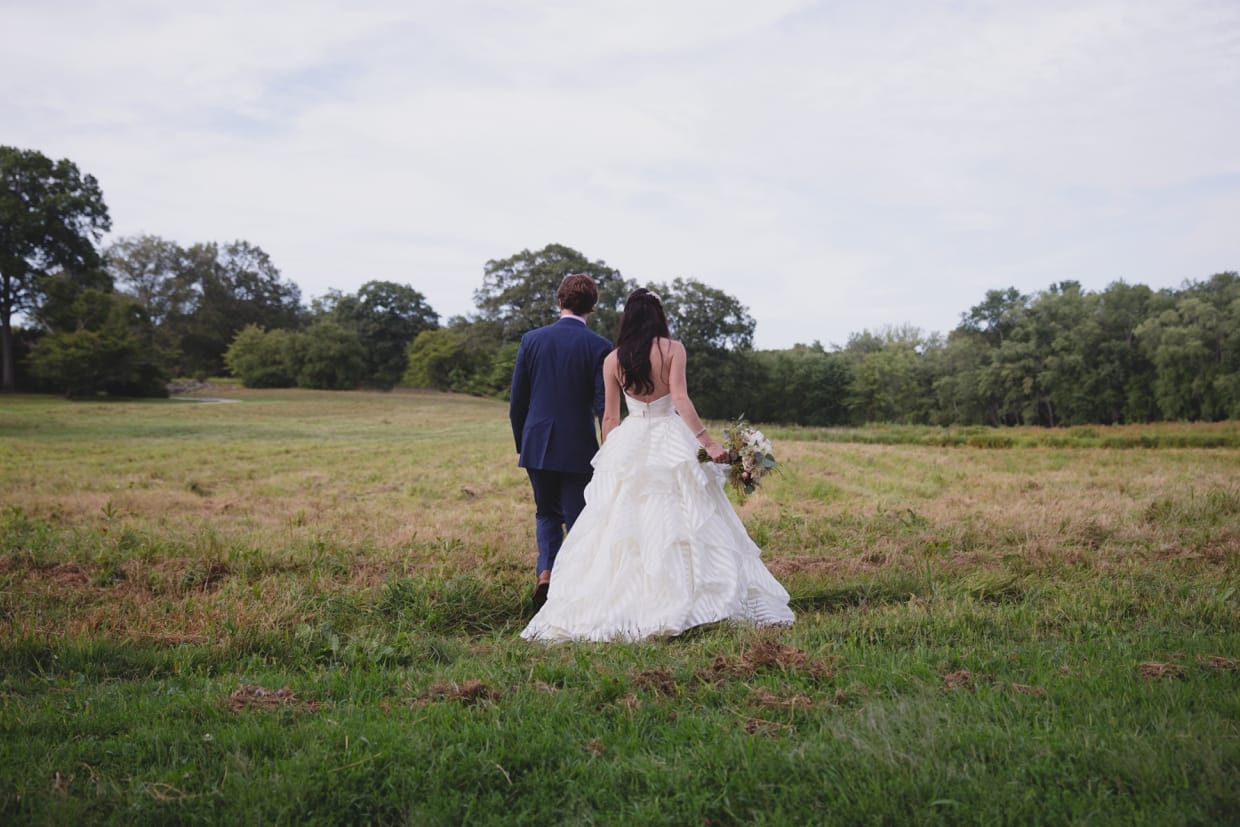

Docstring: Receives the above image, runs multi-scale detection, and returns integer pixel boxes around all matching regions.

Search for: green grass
[1,388,1238,825]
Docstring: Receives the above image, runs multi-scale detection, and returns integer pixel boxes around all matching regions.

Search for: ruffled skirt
[520,412,794,643]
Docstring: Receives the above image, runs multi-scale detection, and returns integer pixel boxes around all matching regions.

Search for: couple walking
[509,274,794,643]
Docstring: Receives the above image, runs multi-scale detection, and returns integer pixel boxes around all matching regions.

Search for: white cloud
[3,0,1237,347]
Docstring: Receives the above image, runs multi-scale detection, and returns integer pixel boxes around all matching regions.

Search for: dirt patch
[697,638,836,683]
[632,668,678,696]
[938,669,1019,694]
[415,679,499,706]
[43,563,91,587]
[616,693,641,711]
[742,718,794,736]
[228,684,320,713]
[1200,533,1240,564]
[1008,683,1048,697]
[748,686,815,710]
[941,669,980,691]
[1138,661,1186,680]
[1198,656,1238,671]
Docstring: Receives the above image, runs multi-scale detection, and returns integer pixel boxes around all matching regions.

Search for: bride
[520,287,794,643]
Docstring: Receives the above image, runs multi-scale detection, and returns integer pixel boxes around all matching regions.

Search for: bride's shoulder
[654,337,685,357]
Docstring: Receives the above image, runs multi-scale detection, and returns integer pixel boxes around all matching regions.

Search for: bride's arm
[668,341,727,462]
[600,351,623,442]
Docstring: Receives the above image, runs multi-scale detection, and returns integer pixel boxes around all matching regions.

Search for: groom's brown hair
[557,273,599,316]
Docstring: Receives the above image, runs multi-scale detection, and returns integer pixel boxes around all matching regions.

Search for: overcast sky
[4,0,1238,348]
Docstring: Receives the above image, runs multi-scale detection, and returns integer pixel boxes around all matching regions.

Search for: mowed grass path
[1,388,1237,825]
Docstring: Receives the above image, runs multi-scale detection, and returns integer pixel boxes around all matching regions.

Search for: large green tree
[1086,281,1157,423]
[106,234,194,327]
[474,243,632,341]
[1136,273,1240,420]
[172,241,304,378]
[648,277,755,352]
[319,280,439,389]
[0,146,111,390]
[929,327,993,425]
[845,325,936,424]
[106,234,195,365]
[960,286,1026,347]
[1011,281,1091,427]
[747,343,852,426]
[959,288,1031,425]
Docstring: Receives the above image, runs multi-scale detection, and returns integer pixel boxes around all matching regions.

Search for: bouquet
[697,415,777,498]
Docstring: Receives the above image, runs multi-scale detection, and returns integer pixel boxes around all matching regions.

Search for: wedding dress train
[520,393,794,643]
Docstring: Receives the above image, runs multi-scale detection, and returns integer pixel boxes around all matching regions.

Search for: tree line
[3,145,1237,424]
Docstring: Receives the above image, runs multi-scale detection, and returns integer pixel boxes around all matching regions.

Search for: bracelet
[694,427,707,439]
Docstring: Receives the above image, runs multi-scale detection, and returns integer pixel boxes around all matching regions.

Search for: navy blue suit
[510,316,612,575]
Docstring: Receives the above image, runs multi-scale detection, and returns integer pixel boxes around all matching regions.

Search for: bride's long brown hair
[614,288,672,395]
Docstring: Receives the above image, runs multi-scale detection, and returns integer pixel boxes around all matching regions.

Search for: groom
[509,273,612,611]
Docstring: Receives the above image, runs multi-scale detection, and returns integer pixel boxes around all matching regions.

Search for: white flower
[701,415,778,499]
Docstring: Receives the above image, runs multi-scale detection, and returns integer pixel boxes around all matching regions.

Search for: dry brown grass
[2,389,529,556]
[774,440,1236,542]
[3,390,1237,647]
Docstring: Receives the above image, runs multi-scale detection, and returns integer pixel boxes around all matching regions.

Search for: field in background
[1,387,1237,825]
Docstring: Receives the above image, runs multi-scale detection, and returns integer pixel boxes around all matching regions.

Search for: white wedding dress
[520,393,795,643]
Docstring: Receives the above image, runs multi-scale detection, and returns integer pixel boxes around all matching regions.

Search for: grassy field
[1,387,1237,825]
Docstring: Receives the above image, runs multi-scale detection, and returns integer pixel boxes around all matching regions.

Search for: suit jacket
[509,316,612,473]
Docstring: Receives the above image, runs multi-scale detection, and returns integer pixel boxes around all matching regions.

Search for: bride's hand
[705,440,729,463]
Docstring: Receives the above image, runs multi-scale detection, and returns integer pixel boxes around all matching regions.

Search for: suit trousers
[525,468,592,574]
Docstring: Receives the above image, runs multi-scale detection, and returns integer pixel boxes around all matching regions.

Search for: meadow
[1,387,1237,825]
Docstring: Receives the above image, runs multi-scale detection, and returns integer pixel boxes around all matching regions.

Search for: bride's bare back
[601,337,721,461]
[623,337,676,403]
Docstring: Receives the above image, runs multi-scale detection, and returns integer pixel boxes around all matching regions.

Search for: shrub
[224,324,296,387]
[293,321,366,390]
[26,290,169,397]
